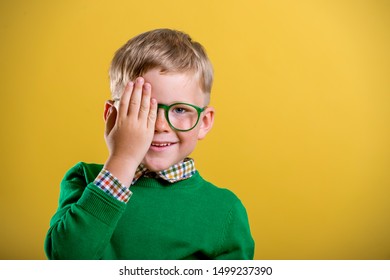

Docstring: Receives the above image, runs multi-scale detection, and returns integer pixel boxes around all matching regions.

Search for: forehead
[143,69,205,105]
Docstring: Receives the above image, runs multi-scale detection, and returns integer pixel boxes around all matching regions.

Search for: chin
[142,159,173,172]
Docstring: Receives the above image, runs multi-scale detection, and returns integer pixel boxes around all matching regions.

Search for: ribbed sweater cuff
[78,184,126,226]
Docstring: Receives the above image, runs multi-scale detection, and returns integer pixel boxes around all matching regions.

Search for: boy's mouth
[151,142,174,147]
[152,143,171,147]
[150,141,177,151]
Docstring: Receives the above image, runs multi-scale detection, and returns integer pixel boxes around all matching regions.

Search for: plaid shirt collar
[131,158,196,185]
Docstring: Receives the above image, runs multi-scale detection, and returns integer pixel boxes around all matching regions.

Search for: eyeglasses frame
[157,102,206,132]
[112,99,206,132]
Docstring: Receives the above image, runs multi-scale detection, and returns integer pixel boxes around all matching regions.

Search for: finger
[147,98,158,129]
[128,77,144,118]
[118,82,134,119]
[138,82,151,120]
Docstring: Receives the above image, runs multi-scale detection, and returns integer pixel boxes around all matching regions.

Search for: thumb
[147,98,158,129]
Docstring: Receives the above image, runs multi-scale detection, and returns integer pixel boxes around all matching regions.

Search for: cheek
[177,131,199,149]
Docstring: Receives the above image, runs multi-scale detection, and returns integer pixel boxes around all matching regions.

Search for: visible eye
[173,107,187,114]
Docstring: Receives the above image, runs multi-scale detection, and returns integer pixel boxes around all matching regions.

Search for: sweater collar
[131,158,196,185]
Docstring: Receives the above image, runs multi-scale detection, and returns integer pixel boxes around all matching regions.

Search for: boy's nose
[155,109,170,132]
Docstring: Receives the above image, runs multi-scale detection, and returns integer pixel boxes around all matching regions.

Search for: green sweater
[45,162,254,260]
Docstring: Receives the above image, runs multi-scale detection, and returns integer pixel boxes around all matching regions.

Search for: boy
[45,29,254,260]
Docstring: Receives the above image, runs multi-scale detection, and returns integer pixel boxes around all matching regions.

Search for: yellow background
[1,0,389,259]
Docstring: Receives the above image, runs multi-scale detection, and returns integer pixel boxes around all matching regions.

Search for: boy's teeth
[152,143,171,147]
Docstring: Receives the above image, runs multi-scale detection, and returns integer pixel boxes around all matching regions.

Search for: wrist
[103,155,140,187]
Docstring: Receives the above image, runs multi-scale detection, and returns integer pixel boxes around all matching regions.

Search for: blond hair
[109,29,214,102]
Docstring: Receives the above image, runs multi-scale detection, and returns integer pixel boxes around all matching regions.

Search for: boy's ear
[104,100,115,121]
[104,100,117,137]
[198,106,215,140]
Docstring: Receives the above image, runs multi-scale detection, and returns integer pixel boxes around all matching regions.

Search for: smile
[149,142,176,152]
[152,143,171,147]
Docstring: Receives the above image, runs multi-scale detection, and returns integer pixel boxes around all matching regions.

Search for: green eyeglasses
[157,103,206,132]
[112,99,205,132]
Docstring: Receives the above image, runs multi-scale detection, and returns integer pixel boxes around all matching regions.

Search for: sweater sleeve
[44,163,127,260]
[215,199,255,260]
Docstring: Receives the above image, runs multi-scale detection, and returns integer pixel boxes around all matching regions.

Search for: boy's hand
[103,77,157,186]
